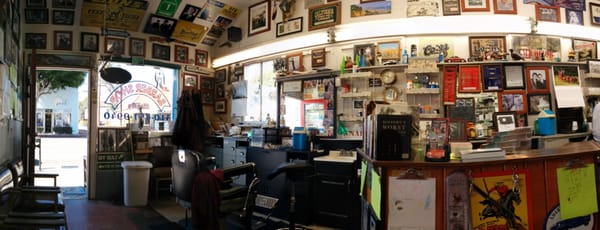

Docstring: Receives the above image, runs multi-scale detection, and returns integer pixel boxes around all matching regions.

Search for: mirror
[101,67,132,84]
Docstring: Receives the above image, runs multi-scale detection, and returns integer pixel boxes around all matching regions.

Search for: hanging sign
[80,0,148,31]
[155,0,181,17]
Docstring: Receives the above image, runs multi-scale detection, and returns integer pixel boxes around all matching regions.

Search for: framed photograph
[525,66,550,93]
[27,0,46,7]
[54,30,72,50]
[587,59,600,75]
[215,68,226,83]
[448,120,468,142]
[215,100,227,113]
[426,118,449,157]
[201,90,214,105]
[276,17,303,37]
[52,10,74,25]
[25,33,46,49]
[194,49,209,67]
[354,43,376,67]
[248,0,271,36]
[174,45,189,64]
[129,37,145,57]
[308,1,342,31]
[468,36,506,61]
[566,9,583,25]
[152,44,171,61]
[311,48,326,67]
[179,4,201,22]
[183,73,198,91]
[442,0,461,16]
[446,97,476,122]
[591,2,600,26]
[503,64,526,89]
[25,9,49,24]
[458,65,481,93]
[482,64,503,91]
[215,84,225,99]
[52,0,75,9]
[573,39,597,61]
[552,65,580,86]
[105,37,125,55]
[535,5,560,23]
[460,0,489,12]
[287,52,304,72]
[201,77,214,90]
[527,94,552,114]
[492,111,517,132]
[498,90,527,114]
[353,100,364,109]
[80,32,98,52]
[377,41,401,60]
[493,0,516,14]
[143,14,177,38]
[202,37,217,46]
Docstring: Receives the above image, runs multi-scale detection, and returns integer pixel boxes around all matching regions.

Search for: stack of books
[459,148,506,162]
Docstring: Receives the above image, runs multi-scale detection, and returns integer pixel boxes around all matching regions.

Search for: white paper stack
[459,148,506,162]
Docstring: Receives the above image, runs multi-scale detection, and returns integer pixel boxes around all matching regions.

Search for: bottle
[413,76,420,88]
[407,79,413,89]
[402,49,409,64]
[439,52,445,63]
[410,44,417,57]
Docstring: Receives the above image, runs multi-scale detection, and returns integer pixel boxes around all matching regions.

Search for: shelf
[419,113,441,119]
[339,71,373,79]
[405,68,439,74]
[343,64,408,71]
[584,73,600,79]
[406,88,440,94]
[340,92,372,98]
[340,116,364,122]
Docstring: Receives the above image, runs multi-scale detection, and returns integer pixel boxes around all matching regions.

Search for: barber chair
[267,162,313,230]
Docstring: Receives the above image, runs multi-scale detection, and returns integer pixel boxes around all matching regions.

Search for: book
[373,114,413,160]
[460,148,506,162]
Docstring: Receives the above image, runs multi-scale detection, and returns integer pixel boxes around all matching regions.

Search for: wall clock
[381,69,396,84]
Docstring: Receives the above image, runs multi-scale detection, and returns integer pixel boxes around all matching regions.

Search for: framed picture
[215,68,226,83]
[448,120,468,142]
[493,0,516,14]
[25,9,49,24]
[354,43,376,67]
[276,17,303,37]
[377,41,401,60]
[468,36,506,61]
[525,66,550,93]
[535,5,560,23]
[52,10,74,25]
[52,0,75,9]
[482,64,503,91]
[27,0,46,7]
[183,73,197,91]
[129,37,145,57]
[105,37,125,55]
[143,14,177,38]
[308,1,342,31]
[442,0,461,16]
[25,33,46,49]
[446,97,476,122]
[179,4,201,22]
[492,111,516,132]
[458,65,481,93]
[201,77,214,90]
[498,90,527,114]
[215,100,227,113]
[152,44,171,61]
[174,45,189,64]
[503,64,526,89]
[573,39,597,61]
[566,9,583,25]
[287,52,303,72]
[552,65,580,86]
[587,59,600,75]
[353,100,364,109]
[527,94,552,114]
[591,2,600,26]
[460,0,489,12]
[248,0,271,36]
[80,32,98,52]
[426,118,449,157]
[215,84,225,99]
[54,30,72,50]
[311,48,326,67]
[201,90,214,105]
[195,49,209,67]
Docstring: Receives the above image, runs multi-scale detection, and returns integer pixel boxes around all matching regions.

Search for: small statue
[568,49,576,62]
[509,49,523,61]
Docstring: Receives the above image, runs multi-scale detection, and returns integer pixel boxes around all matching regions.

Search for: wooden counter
[361,141,600,230]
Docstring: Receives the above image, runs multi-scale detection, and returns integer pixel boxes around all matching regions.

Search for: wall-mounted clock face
[381,69,396,84]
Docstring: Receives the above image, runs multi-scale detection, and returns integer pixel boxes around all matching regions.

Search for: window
[243,60,277,122]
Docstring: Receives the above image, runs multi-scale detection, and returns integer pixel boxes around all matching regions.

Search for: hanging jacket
[172,91,207,152]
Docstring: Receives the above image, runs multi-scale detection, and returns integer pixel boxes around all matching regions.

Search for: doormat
[61,186,86,200]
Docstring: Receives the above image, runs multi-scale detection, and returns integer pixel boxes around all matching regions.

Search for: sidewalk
[35,136,87,187]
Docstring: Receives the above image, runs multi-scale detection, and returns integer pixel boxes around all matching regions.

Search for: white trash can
[121,161,153,206]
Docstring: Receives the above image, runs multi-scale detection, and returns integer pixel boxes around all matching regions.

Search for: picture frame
[183,73,198,91]
[52,0,75,9]
[143,14,177,38]
[152,44,171,61]
[195,49,209,67]
[129,37,145,57]
[587,59,600,76]
[215,83,225,99]
[552,65,580,86]
[460,0,489,12]
[353,100,364,109]
[287,52,304,72]
[54,30,72,50]
[52,10,74,25]
[215,100,227,113]
[442,0,461,16]
[527,94,552,114]
[360,0,385,3]
[535,5,560,23]
[566,9,583,25]
[591,2,600,26]
[311,48,326,67]
[215,68,227,83]
[25,33,46,49]
[105,37,125,55]
[498,90,527,114]
[482,64,504,91]
[492,111,517,132]
[276,17,303,37]
[27,0,46,7]
[493,0,516,14]
[354,43,376,67]
[503,64,526,89]
[201,90,214,105]
[80,32,98,52]
[25,9,49,24]
[446,97,476,122]
[572,39,597,61]
[308,1,342,31]
[383,86,400,102]
[201,77,214,90]
[174,45,189,64]
[458,65,481,93]
[377,41,401,60]
[468,36,506,61]
[448,120,468,142]
[525,66,550,93]
[248,0,271,36]
[179,4,201,22]
[426,118,449,158]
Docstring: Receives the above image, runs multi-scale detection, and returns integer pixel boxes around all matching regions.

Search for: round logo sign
[544,205,593,230]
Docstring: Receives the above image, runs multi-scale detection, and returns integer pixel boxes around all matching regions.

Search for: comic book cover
[469,170,533,230]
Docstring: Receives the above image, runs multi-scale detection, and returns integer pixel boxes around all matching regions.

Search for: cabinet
[313,158,359,230]
[222,137,248,185]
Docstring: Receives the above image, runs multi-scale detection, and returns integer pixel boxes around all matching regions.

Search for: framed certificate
[482,64,503,91]
[458,65,481,93]
[503,64,525,89]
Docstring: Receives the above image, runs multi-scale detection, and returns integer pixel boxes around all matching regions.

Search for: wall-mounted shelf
[340,92,372,98]
[406,88,440,94]
[584,73,600,79]
[339,71,373,79]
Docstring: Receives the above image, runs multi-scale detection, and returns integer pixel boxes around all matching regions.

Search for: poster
[80,0,148,31]
[388,178,436,230]
[556,163,598,219]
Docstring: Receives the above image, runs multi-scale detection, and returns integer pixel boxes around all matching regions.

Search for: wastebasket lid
[121,161,153,168]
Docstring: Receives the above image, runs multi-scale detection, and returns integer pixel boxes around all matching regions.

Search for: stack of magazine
[459,147,506,162]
